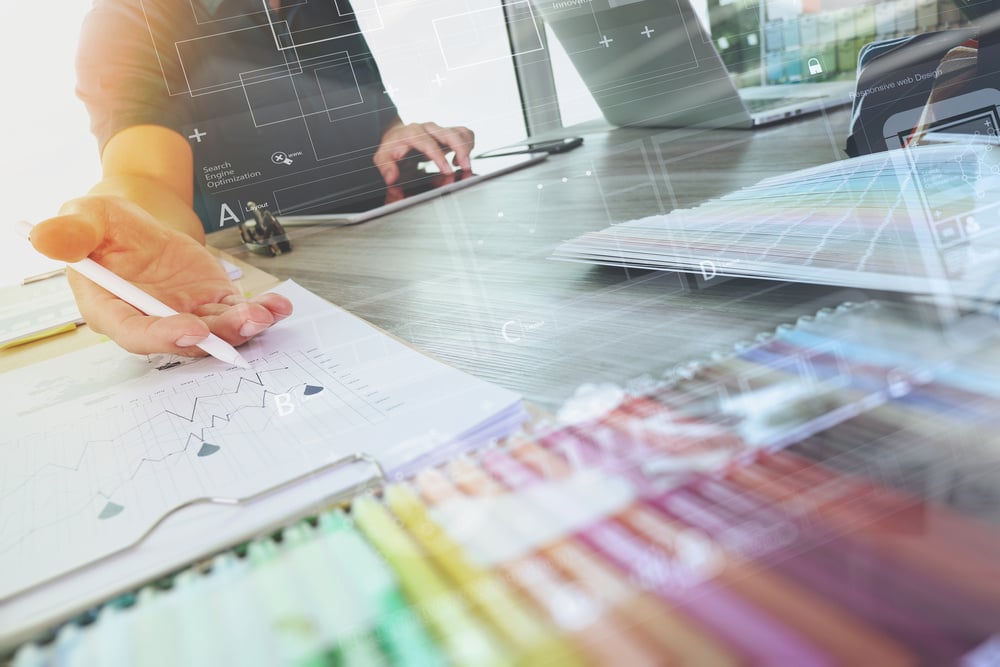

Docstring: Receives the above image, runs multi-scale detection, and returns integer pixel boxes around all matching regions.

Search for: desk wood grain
[211,108,896,410]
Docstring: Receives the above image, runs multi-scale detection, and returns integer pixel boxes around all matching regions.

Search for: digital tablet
[278,151,548,227]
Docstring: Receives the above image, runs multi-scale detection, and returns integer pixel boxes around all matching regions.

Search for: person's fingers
[384,185,406,203]
[72,273,283,354]
[29,214,105,262]
[209,292,293,321]
[68,269,213,355]
[405,127,453,177]
[426,124,475,173]
[373,144,401,185]
[374,131,419,184]
[423,124,465,158]
[428,172,457,189]
[455,127,475,172]
[375,123,457,184]
[249,292,294,321]
[198,292,289,338]
[195,301,277,344]
[69,251,294,351]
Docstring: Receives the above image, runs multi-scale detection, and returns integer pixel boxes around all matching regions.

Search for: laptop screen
[706,0,979,91]
[538,0,991,127]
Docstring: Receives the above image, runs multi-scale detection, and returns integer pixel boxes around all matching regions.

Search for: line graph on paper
[0,329,406,601]
[1,281,522,604]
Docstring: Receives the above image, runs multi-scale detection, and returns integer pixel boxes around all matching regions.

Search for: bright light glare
[1,6,101,226]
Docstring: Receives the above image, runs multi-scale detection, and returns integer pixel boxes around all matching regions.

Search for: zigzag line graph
[0,369,324,556]
[0,368,292,505]
[1,347,396,558]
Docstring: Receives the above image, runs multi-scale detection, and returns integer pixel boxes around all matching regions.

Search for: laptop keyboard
[744,95,828,113]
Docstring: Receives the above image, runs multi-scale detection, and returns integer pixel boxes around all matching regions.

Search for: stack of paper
[0,281,524,646]
[552,143,1000,301]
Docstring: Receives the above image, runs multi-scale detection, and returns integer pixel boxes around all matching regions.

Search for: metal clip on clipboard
[26,453,388,596]
[238,202,293,256]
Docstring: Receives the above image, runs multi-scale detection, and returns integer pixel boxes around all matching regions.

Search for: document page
[0,281,523,636]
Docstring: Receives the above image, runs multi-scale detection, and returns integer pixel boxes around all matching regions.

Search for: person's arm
[25,3,292,357]
[91,125,203,241]
[29,125,292,356]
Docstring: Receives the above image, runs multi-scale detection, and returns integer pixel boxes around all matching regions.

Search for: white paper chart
[0,281,523,605]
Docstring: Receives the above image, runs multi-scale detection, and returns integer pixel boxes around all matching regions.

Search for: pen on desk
[15,220,252,369]
[0,322,80,351]
[22,267,67,285]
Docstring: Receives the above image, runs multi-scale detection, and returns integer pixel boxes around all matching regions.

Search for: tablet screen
[279,152,547,224]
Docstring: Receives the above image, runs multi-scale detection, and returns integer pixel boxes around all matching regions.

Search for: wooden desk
[210,108,892,410]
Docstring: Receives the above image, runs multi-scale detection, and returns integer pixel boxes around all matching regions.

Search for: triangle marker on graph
[197,443,221,458]
[98,502,124,520]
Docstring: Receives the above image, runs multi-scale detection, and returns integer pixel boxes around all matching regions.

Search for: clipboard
[0,279,526,652]
[0,453,389,652]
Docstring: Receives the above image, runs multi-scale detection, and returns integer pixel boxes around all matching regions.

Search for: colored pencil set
[12,300,1000,665]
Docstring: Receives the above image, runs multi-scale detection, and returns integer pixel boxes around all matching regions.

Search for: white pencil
[16,220,252,369]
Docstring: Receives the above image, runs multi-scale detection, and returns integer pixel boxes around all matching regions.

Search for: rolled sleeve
[76,2,190,153]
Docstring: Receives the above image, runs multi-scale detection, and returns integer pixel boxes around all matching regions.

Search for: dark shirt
[77,0,400,231]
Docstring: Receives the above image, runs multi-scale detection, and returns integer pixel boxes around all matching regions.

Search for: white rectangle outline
[176,24,293,97]
[239,62,306,87]
[271,168,376,213]
[557,0,703,80]
[238,51,365,128]
[315,61,366,120]
[335,0,381,18]
[262,0,384,52]
[187,0,307,25]
[432,1,544,71]
[240,69,306,128]
[593,140,665,221]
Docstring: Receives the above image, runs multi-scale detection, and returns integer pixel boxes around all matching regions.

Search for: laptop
[534,0,860,128]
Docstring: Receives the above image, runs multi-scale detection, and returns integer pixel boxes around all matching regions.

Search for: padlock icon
[807,57,823,75]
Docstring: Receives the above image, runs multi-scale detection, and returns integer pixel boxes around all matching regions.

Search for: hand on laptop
[374,120,475,185]
[28,196,293,356]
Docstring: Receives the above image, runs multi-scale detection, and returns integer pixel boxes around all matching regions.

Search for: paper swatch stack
[9,298,1000,666]
[553,143,1000,301]
[14,302,1000,667]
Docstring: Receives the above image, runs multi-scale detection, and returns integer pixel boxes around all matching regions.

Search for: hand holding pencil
[24,195,293,360]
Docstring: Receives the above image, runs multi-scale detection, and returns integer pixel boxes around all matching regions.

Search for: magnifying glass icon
[271,151,293,166]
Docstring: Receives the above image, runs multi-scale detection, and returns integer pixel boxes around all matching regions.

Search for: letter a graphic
[219,203,241,228]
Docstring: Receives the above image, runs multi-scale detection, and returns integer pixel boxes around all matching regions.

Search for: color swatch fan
[553,143,1000,303]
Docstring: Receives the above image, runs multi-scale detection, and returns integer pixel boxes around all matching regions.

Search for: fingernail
[176,334,206,347]
[239,321,269,338]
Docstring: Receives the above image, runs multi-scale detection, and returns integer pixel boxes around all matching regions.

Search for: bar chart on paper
[0,282,524,617]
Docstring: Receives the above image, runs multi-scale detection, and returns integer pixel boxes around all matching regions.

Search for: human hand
[28,195,293,356]
[373,121,475,185]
